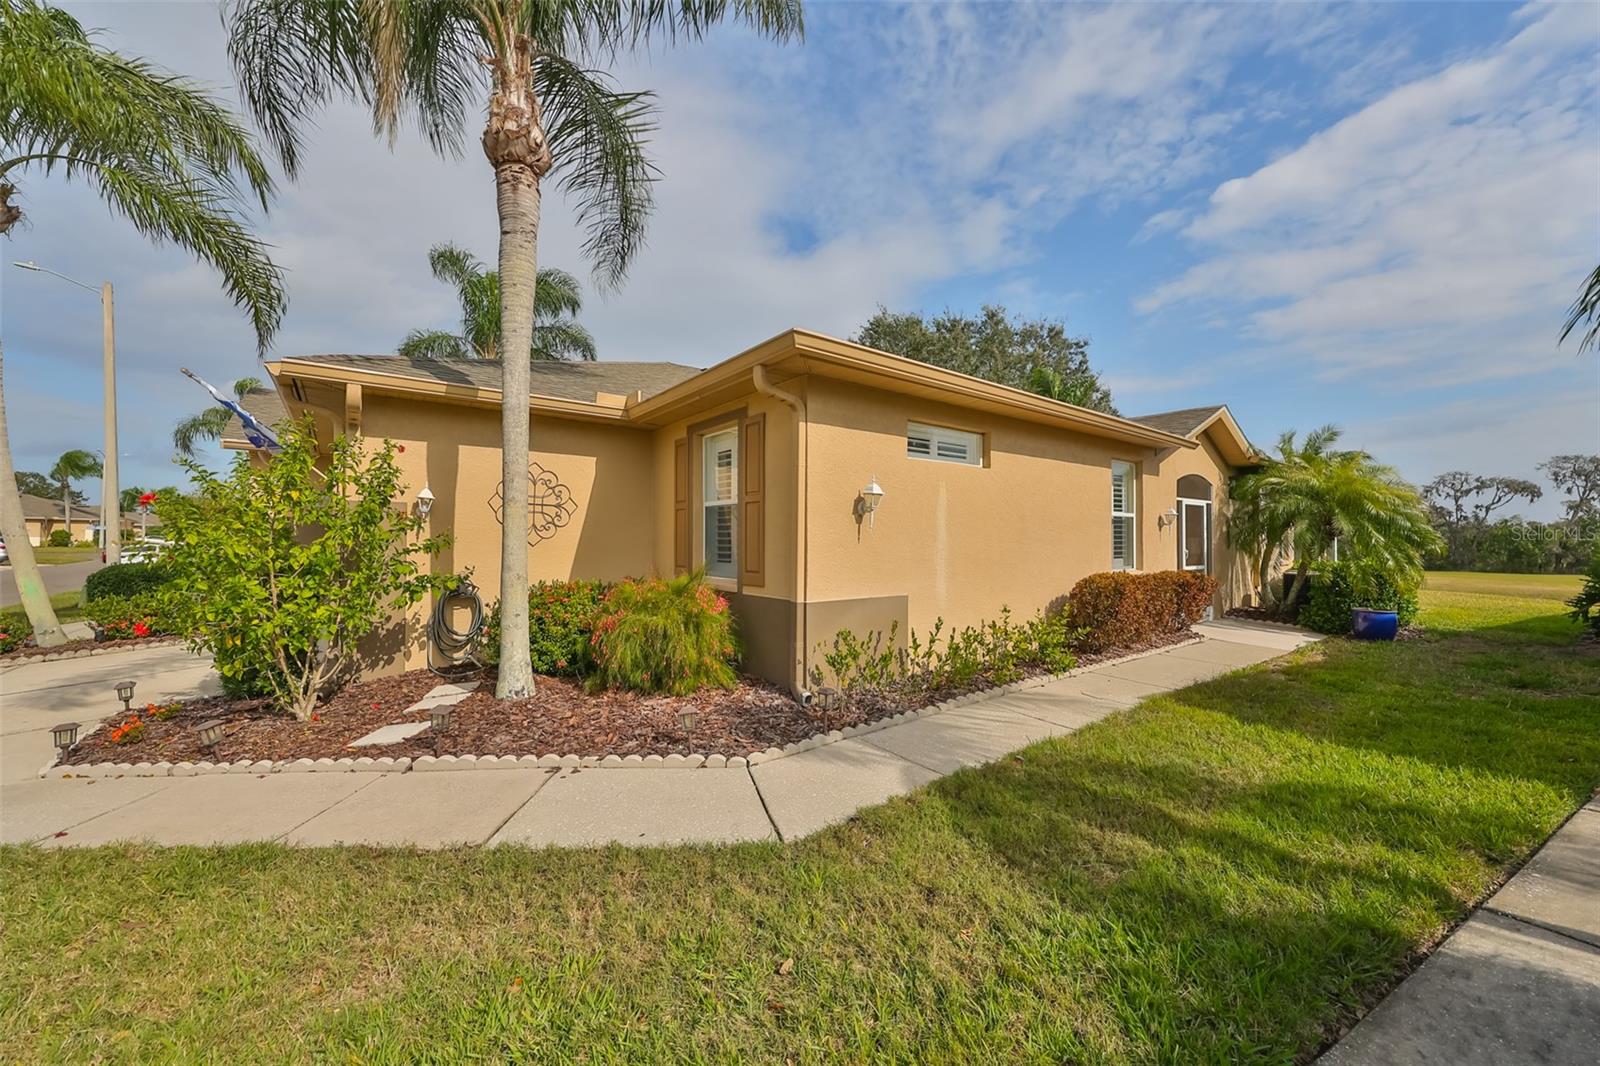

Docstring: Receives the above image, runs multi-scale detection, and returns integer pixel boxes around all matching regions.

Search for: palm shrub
[1297,560,1420,636]
[481,579,607,676]
[1568,557,1600,637]
[589,571,738,695]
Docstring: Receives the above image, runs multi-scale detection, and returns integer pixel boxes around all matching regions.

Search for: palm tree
[0,0,285,646]
[1232,426,1440,611]
[228,0,805,698]
[172,376,263,457]
[48,449,101,537]
[1560,264,1600,355]
[400,242,596,361]
[1027,365,1109,410]
[1229,426,1342,607]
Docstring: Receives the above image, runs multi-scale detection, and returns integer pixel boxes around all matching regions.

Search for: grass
[26,545,99,565]
[0,589,86,625]
[1423,569,1582,600]
[2,589,1596,1062]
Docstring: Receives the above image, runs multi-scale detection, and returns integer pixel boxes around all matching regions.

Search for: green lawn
[1423,569,1583,600]
[27,545,99,565]
[3,589,1596,1063]
[0,589,86,625]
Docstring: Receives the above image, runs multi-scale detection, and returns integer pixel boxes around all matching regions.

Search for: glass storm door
[1180,499,1210,573]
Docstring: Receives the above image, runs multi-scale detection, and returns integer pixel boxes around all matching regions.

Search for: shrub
[481,579,607,675]
[589,571,738,695]
[0,614,32,654]
[159,419,452,719]
[84,562,172,603]
[84,590,170,640]
[1298,559,1420,636]
[47,529,70,547]
[1067,570,1217,652]
[1566,557,1600,638]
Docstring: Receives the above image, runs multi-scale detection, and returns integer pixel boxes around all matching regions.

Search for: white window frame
[906,421,983,467]
[701,427,738,583]
[1112,460,1137,570]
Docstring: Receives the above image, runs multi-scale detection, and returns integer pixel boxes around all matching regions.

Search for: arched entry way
[1176,475,1212,574]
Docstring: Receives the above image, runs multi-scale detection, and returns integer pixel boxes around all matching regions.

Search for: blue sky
[3,1,1597,518]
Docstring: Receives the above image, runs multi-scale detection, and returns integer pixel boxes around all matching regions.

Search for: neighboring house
[230,329,1260,693]
[17,493,101,546]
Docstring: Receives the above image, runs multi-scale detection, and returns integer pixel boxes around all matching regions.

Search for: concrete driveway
[0,559,104,608]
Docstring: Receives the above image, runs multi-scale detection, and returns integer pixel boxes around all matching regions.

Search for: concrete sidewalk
[1319,800,1600,1065]
[2,623,1313,849]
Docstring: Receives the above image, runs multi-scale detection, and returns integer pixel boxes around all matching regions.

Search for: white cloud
[1139,2,1600,388]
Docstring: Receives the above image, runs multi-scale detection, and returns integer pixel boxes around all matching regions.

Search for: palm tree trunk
[0,341,68,646]
[1282,561,1312,611]
[484,25,552,700]
[61,480,70,541]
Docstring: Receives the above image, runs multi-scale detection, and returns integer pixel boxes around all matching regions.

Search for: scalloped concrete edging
[2,635,185,667]
[39,636,1203,781]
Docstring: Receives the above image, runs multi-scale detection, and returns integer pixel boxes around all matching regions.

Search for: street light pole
[13,261,120,564]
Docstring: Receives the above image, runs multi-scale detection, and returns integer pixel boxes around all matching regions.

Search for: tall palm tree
[1560,264,1600,355]
[1232,426,1440,611]
[48,449,100,536]
[400,242,596,361]
[0,0,285,646]
[172,376,263,457]
[1229,426,1342,607]
[228,0,805,698]
[1027,364,1109,410]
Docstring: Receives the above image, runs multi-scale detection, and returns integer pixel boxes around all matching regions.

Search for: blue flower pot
[1351,608,1399,641]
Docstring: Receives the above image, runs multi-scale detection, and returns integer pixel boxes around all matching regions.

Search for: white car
[0,537,8,564]
[119,538,171,564]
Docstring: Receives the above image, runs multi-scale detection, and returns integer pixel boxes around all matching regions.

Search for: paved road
[0,560,103,608]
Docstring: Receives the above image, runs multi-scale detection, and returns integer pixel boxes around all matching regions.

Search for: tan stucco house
[234,329,1259,692]
[18,493,101,546]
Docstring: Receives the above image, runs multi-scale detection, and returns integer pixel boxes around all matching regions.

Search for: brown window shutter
[673,437,690,574]
[740,415,766,587]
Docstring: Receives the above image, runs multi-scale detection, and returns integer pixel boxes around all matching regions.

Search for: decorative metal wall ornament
[489,462,578,547]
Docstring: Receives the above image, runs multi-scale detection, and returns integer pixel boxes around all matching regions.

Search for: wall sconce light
[51,722,80,752]
[857,476,885,528]
[1159,508,1179,529]
[416,484,435,518]
[196,719,225,757]
[115,679,136,712]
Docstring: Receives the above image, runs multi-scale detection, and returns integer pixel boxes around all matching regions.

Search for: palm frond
[532,319,597,361]
[231,376,264,399]
[172,407,232,457]
[534,267,585,319]
[50,448,101,481]
[536,55,659,288]
[399,329,473,360]
[1560,263,1600,354]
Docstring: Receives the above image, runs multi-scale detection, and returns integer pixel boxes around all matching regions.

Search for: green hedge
[84,562,172,603]
[46,529,71,547]
[1298,560,1419,636]
[480,579,608,676]
[1067,570,1218,652]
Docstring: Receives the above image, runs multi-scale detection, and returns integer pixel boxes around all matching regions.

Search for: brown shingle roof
[18,493,99,521]
[280,354,703,404]
[1126,405,1228,439]
[221,387,289,444]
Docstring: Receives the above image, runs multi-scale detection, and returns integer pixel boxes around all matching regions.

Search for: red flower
[137,492,156,507]
[133,621,151,638]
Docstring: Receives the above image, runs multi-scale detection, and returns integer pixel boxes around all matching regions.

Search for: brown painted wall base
[728,591,910,694]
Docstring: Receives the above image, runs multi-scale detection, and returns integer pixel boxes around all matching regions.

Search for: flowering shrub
[146,700,181,721]
[1067,570,1217,652]
[108,714,145,745]
[481,579,608,676]
[84,591,169,640]
[589,571,738,695]
[0,616,32,654]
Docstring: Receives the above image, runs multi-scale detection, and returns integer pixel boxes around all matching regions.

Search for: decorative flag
[180,368,280,452]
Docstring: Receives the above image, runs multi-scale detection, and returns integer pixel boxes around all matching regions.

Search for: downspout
[752,364,808,698]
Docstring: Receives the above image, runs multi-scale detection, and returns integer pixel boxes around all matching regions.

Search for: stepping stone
[349,721,431,747]
[404,681,481,714]
[428,681,479,697]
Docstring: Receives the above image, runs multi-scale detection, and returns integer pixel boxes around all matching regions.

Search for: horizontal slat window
[907,422,982,466]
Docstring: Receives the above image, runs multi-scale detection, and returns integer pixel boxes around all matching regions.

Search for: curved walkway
[0,620,1311,848]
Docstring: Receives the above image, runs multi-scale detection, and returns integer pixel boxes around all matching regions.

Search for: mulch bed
[1225,606,1292,624]
[60,630,1199,766]
[0,634,175,664]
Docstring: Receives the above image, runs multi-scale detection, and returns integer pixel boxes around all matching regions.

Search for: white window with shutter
[907,422,982,466]
[702,428,737,579]
[1112,460,1137,570]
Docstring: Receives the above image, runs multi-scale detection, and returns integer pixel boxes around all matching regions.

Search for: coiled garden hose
[428,578,484,675]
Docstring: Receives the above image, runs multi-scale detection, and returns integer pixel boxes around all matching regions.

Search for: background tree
[400,242,595,361]
[47,449,100,532]
[1540,454,1600,521]
[1423,471,1542,569]
[228,0,804,699]
[1560,264,1600,354]
[172,376,263,457]
[14,469,80,503]
[0,0,285,647]
[857,305,1116,414]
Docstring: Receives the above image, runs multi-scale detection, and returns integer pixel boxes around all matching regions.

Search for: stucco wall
[799,377,1248,657]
